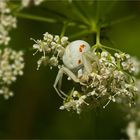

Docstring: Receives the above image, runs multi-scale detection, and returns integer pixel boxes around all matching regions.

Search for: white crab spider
[54,40,95,99]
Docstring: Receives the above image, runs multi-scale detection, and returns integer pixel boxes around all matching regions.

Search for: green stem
[14,12,58,23]
[60,22,68,38]
[101,45,122,53]
[14,12,87,30]
[116,59,121,70]
[72,1,90,26]
[96,30,101,46]
[101,15,136,28]
[69,30,91,40]
[91,28,123,54]
[91,28,102,49]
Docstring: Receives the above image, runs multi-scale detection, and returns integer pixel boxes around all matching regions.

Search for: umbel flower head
[0,48,24,99]
[0,0,17,45]
[32,32,140,114]
[59,50,139,113]
[32,32,69,70]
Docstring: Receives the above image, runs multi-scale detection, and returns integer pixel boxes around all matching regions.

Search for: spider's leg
[62,67,80,83]
[82,52,94,73]
[62,66,86,85]
[58,70,68,97]
[54,66,82,99]
[82,51,99,73]
[53,68,66,99]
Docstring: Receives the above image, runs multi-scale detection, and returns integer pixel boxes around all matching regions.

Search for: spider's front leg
[82,51,99,74]
[53,68,67,99]
[53,66,80,99]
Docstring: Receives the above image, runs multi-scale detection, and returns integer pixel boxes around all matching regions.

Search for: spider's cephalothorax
[54,40,94,99]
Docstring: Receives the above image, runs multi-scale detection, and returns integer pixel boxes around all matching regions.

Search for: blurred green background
[0,0,140,139]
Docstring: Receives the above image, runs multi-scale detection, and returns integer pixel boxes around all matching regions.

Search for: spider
[54,40,97,99]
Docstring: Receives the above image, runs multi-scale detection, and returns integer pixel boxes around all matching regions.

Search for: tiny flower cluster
[115,53,140,75]
[60,50,139,113]
[21,0,45,7]
[0,0,17,45]
[60,90,89,114]
[0,48,24,99]
[32,32,69,70]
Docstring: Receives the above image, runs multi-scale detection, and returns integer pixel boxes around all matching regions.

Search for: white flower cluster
[0,0,25,100]
[32,32,140,114]
[0,0,17,45]
[0,48,24,99]
[32,32,69,70]
[126,121,140,140]
[60,90,89,114]
[21,0,44,7]
[125,80,140,140]
[60,50,140,113]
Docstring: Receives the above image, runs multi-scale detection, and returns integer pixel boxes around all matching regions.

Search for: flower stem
[69,30,90,40]
[101,15,136,28]
[60,22,68,38]
[91,28,122,54]
[101,45,122,53]
[14,12,58,23]
[91,28,102,49]
[96,30,101,46]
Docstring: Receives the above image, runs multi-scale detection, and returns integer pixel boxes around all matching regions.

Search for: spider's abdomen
[62,40,90,69]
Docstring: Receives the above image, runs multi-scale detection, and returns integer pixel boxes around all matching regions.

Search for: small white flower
[54,35,60,43]
[61,36,69,46]
[49,56,58,66]
[101,51,108,57]
[114,53,120,59]
[21,0,44,7]
[72,91,79,97]
[0,86,14,100]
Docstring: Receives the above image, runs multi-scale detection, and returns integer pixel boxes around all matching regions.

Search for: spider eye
[63,40,90,69]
